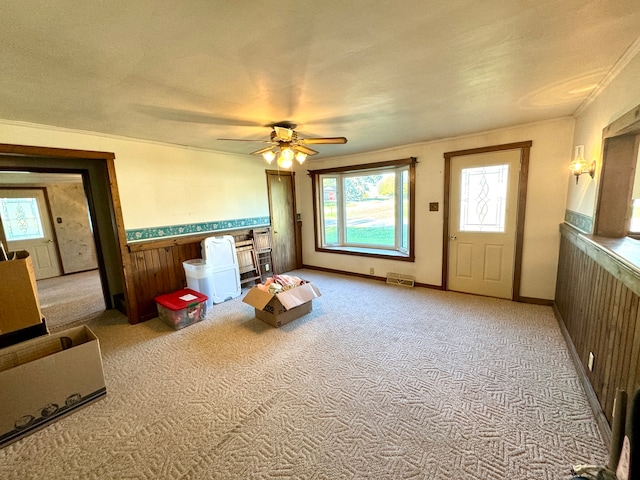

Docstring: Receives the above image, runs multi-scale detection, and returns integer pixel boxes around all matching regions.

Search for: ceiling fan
[218,121,347,168]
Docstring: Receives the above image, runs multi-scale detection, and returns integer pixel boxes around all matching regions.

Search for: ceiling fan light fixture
[277,152,293,169]
[226,124,347,164]
[262,150,276,163]
[281,147,294,162]
[295,151,307,164]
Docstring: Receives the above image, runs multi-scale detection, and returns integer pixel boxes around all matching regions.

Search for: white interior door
[0,188,62,279]
[448,149,520,299]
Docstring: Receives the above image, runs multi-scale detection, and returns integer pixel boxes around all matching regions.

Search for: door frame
[443,141,532,301]
[266,169,300,272]
[0,143,129,316]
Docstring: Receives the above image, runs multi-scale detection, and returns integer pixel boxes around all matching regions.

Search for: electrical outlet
[588,352,595,371]
[369,267,374,275]
[264,263,270,272]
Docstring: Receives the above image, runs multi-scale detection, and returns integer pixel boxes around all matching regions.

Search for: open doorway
[0,172,106,329]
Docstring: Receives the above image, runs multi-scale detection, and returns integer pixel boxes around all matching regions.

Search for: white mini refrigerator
[201,235,242,304]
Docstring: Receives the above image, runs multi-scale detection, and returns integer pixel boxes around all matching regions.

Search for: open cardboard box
[0,325,106,448]
[243,282,321,327]
[0,251,47,346]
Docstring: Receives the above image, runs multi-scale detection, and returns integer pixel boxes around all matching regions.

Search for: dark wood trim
[296,220,303,268]
[0,143,115,160]
[594,103,640,238]
[442,152,451,290]
[414,281,444,290]
[80,170,111,307]
[0,144,128,319]
[602,104,640,139]
[408,156,416,261]
[594,134,640,237]
[513,142,528,300]
[517,296,553,306]
[103,155,130,317]
[311,167,320,253]
[443,141,532,301]
[302,264,386,282]
[512,145,531,302]
[307,157,416,176]
[301,264,442,289]
[309,157,416,261]
[313,247,414,262]
[443,141,533,159]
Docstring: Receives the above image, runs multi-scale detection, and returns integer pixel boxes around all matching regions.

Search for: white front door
[447,149,521,299]
[0,188,62,279]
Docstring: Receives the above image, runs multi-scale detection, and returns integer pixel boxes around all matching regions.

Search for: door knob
[450,235,457,240]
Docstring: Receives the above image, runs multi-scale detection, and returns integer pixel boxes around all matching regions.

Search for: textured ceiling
[1,1,639,159]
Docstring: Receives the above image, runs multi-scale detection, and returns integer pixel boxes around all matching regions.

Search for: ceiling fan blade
[300,137,348,145]
[293,144,319,156]
[217,138,271,142]
[273,126,294,142]
[134,105,263,127]
[251,146,277,155]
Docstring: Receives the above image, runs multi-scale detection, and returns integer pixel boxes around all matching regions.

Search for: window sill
[316,246,414,262]
[586,233,640,275]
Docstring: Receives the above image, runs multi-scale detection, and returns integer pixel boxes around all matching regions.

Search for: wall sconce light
[569,145,596,184]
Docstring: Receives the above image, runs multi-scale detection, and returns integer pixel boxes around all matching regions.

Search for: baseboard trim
[300,264,442,290]
[301,264,386,282]
[298,266,549,300]
[517,296,553,306]
[552,303,611,449]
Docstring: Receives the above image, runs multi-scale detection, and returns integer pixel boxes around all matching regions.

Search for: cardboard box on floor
[0,251,45,338]
[0,325,106,448]
[243,282,321,327]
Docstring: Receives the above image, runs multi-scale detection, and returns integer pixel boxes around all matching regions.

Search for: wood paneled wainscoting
[125,228,269,323]
[555,223,640,445]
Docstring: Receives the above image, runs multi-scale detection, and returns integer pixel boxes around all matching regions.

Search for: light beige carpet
[37,270,106,332]
[1,270,607,479]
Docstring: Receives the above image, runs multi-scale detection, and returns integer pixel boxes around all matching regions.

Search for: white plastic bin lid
[201,235,239,268]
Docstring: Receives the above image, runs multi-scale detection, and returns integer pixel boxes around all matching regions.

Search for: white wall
[567,46,640,219]
[295,117,574,300]
[0,121,270,232]
[0,115,575,300]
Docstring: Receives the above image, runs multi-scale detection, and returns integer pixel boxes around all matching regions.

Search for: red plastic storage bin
[154,288,208,330]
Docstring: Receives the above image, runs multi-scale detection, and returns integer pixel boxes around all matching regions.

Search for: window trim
[595,104,640,238]
[309,157,416,262]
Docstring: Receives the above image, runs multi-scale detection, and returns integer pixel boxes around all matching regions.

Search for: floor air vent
[386,272,415,287]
